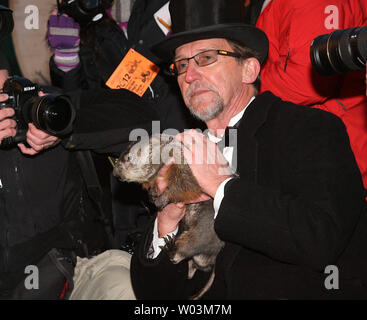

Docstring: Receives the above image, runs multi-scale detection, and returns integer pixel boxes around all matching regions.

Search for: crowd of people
[0,0,366,300]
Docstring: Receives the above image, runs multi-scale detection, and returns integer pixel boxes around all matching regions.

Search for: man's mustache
[186,82,219,101]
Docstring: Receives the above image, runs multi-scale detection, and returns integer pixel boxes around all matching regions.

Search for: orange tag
[106,48,160,97]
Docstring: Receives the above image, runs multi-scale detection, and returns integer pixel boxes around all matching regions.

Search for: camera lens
[80,0,100,11]
[310,26,367,76]
[356,27,367,65]
[29,94,76,136]
[310,33,334,76]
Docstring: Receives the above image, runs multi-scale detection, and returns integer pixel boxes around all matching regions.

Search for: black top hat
[151,0,269,64]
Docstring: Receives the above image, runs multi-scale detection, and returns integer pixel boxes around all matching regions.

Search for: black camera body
[311,26,367,76]
[0,76,76,148]
[57,0,112,25]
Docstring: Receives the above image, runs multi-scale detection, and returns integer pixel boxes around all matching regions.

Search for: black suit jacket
[131,91,367,299]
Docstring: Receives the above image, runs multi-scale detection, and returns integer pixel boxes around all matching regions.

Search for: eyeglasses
[169,50,242,76]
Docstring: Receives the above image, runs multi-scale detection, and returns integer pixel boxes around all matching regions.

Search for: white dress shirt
[150,97,255,258]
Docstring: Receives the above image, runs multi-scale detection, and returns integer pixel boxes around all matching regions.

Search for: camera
[57,0,112,25]
[310,26,367,76]
[0,5,14,39]
[0,76,76,148]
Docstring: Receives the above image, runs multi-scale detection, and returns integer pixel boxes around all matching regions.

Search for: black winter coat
[131,91,367,299]
[0,145,82,291]
[0,88,158,292]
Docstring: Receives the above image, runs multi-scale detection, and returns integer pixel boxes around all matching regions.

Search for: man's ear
[242,57,261,84]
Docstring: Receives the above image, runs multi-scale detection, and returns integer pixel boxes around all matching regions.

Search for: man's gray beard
[187,97,224,122]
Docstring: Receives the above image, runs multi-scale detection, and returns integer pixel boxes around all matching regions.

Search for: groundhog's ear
[168,135,174,142]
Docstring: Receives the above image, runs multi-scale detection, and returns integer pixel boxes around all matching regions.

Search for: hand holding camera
[17,91,62,155]
[0,76,76,154]
[0,70,16,145]
[0,102,16,144]
[17,122,61,156]
[0,4,76,154]
[0,89,61,155]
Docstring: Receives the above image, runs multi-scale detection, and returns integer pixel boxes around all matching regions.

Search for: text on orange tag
[106,48,160,97]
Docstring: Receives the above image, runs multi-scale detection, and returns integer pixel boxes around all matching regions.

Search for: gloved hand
[47,13,80,72]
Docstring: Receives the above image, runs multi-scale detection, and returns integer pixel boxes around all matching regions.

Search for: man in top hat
[128,0,367,299]
[67,0,367,300]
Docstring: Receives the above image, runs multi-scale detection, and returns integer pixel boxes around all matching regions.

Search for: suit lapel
[216,91,279,294]
[235,91,278,183]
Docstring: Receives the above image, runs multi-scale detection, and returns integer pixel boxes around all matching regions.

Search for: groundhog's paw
[163,234,176,248]
[171,252,185,264]
[162,234,178,261]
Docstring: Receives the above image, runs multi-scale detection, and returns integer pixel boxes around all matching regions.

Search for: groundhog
[113,133,225,300]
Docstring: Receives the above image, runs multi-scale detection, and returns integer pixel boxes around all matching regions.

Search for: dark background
[0,0,22,76]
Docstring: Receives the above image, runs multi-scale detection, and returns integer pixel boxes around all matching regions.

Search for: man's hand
[17,91,61,155]
[176,129,232,198]
[155,161,186,238]
[155,156,211,202]
[155,157,175,195]
[155,160,208,238]
[0,70,16,145]
[154,137,212,238]
[17,123,60,155]
[157,203,186,238]
[0,104,17,144]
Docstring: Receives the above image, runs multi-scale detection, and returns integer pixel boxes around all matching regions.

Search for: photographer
[256,0,367,193]
[0,72,160,300]
[0,73,104,298]
[0,3,159,298]
[0,76,61,155]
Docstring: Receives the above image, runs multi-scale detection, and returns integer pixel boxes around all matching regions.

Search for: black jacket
[0,87,158,292]
[131,91,367,299]
[0,145,87,291]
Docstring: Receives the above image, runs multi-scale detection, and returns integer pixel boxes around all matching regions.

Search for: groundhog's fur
[113,134,225,299]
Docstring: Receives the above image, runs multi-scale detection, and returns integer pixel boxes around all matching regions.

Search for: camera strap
[75,150,114,248]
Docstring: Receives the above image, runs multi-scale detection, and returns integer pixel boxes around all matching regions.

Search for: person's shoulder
[271,92,342,121]
[259,91,346,133]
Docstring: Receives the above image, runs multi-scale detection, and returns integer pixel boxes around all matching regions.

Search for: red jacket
[257,0,367,190]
